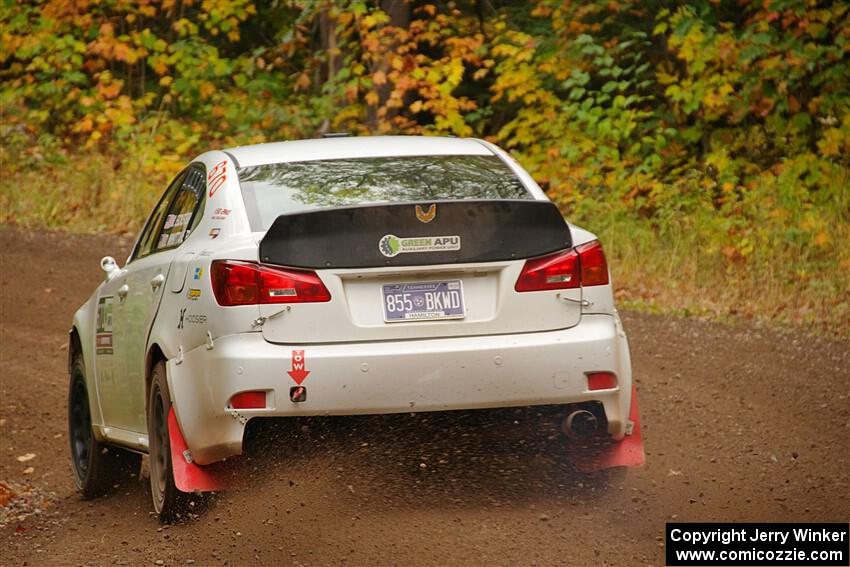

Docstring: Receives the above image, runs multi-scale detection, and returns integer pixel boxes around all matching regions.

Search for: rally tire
[68,355,141,498]
[147,360,189,523]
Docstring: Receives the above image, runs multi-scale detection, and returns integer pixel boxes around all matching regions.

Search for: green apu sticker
[378,234,461,257]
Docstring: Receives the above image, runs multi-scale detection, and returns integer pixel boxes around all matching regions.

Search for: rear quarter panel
[148,151,261,387]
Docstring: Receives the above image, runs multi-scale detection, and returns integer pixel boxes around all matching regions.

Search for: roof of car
[224,135,494,168]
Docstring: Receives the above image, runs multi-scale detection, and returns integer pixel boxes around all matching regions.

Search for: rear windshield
[237,154,532,231]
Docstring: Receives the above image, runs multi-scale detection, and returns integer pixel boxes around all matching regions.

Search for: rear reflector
[211,260,331,306]
[514,240,609,292]
[586,372,618,391]
[229,391,266,409]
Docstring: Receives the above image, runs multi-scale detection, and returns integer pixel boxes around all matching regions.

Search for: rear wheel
[147,360,188,523]
[68,355,141,498]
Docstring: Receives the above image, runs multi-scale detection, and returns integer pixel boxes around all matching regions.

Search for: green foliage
[1,0,848,334]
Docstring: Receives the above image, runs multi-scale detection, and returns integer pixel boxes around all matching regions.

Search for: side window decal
[155,166,206,253]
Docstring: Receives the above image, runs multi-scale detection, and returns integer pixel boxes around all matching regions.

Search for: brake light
[211,260,331,306]
[514,240,609,292]
[576,240,609,286]
[514,248,580,292]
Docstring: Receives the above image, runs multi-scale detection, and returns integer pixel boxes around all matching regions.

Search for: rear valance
[258,200,572,269]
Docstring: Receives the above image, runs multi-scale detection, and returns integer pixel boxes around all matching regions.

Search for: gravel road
[1,228,847,567]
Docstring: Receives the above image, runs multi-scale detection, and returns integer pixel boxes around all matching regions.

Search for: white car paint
[71,135,634,465]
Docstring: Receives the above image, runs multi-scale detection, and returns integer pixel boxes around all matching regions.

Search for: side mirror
[100,256,119,278]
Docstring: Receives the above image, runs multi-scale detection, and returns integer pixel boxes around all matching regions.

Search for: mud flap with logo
[568,385,646,473]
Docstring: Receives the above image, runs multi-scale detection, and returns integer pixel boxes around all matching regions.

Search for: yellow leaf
[372,70,387,86]
[295,72,311,91]
[365,90,380,105]
[74,117,93,133]
[200,82,215,99]
[817,128,844,157]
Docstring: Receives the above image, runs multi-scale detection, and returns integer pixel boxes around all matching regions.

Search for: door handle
[150,273,165,291]
[116,284,129,300]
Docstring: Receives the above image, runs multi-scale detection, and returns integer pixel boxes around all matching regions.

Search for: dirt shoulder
[1,227,847,567]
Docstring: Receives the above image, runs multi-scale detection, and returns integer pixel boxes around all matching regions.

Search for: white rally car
[68,136,644,521]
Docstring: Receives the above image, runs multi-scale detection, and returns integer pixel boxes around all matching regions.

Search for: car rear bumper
[167,314,633,465]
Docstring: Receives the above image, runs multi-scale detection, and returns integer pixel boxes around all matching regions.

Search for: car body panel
[257,261,583,344]
[69,135,641,473]
[168,314,631,465]
[226,135,493,168]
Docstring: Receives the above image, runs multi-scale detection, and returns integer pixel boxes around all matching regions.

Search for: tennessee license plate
[381,280,465,322]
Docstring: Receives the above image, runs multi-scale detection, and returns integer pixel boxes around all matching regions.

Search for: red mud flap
[168,408,241,493]
[568,385,646,473]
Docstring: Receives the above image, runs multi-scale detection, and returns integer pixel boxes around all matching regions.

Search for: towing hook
[562,409,599,440]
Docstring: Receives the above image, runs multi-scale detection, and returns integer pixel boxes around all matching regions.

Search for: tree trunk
[319,10,344,83]
[366,0,411,131]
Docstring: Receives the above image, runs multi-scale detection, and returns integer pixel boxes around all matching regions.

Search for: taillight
[576,240,609,286]
[211,260,331,306]
[514,240,609,292]
[514,249,580,292]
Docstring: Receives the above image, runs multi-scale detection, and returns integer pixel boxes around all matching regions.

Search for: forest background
[1,0,848,335]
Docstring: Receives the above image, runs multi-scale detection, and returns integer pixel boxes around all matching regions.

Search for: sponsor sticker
[177,307,186,329]
[378,234,461,258]
[185,313,207,325]
[212,207,231,220]
[187,288,201,300]
[166,232,184,247]
[95,296,114,354]
[193,267,203,280]
[209,228,221,239]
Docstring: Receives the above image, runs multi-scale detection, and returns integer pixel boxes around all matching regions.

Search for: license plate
[381,280,465,322]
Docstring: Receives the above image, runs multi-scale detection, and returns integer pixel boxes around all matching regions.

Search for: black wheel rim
[69,378,92,480]
[151,385,169,507]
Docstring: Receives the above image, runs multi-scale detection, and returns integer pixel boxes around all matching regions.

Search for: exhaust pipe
[562,410,599,440]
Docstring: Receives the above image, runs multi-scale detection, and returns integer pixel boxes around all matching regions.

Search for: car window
[237,154,532,231]
[155,166,205,252]
[132,171,187,261]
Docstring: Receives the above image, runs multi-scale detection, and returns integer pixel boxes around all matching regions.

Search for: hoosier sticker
[378,234,461,258]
